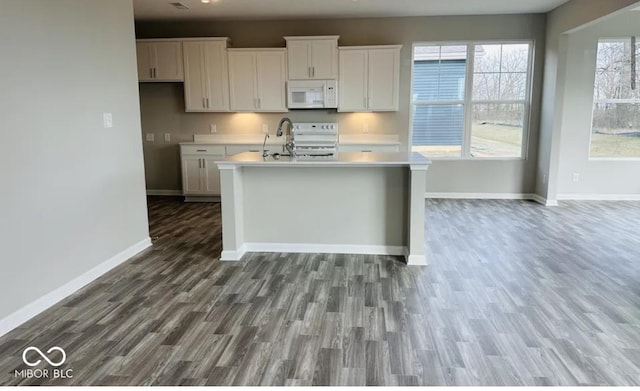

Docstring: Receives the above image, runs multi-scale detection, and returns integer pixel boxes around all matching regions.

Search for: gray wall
[536,0,640,201]
[0,0,149,319]
[136,14,547,194]
[557,11,640,196]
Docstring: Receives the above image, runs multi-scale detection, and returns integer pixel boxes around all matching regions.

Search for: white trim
[530,194,558,206]
[557,194,640,201]
[220,245,247,261]
[426,192,534,200]
[0,238,152,338]
[244,242,408,257]
[407,254,428,266]
[424,192,557,206]
[146,189,182,196]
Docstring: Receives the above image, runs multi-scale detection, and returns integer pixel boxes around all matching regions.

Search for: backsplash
[139,83,402,190]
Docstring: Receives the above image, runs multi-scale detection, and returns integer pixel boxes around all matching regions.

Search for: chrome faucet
[276,117,294,155]
[262,133,270,158]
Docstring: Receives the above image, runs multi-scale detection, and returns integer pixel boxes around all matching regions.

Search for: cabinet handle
[312,67,315,77]
[362,150,373,153]
[196,149,207,152]
[206,97,210,108]
[153,67,157,78]
[202,98,206,108]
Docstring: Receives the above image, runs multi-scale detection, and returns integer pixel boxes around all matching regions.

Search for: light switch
[164,133,171,142]
[146,133,155,142]
[103,113,113,128]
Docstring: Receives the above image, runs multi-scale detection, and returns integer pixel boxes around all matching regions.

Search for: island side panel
[241,166,408,255]
[219,166,246,261]
[407,164,429,265]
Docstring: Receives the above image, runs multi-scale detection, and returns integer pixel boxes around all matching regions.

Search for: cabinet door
[204,42,230,111]
[153,41,184,81]
[203,157,223,195]
[256,51,287,112]
[286,41,311,80]
[136,42,153,81]
[310,40,338,79]
[228,52,258,111]
[182,157,204,195]
[368,48,400,111]
[338,49,368,112]
[183,42,208,111]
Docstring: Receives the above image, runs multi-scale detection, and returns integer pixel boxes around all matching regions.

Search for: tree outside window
[591,37,640,158]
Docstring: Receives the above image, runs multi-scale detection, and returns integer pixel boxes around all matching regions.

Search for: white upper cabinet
[285,36,339,80]
[228,49,287,112]
[183,39,230,112]
[338,45,401,112]
[136,40,184,82]
[338,49,368,112]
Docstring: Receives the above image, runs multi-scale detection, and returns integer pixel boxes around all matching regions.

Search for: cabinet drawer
[226,145,263,156]
[181,145,226,156]
[339,144,399,153]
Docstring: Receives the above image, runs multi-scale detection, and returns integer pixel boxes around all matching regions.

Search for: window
[411,42,532,158]
[590,37,640,159]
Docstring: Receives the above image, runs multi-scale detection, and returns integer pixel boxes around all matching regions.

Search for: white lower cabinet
[225,145,262,155]
[180,145,225,197]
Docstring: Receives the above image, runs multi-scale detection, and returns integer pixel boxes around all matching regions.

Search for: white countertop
[180,133,401,146]
[181,134,281,146]
[216,151,430,168]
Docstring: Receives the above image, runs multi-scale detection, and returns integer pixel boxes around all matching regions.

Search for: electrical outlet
[572,172,580,182]
[210,124,217,133]
[146,133,155,142]
[363,123,369,134]
[263,124,269,134]
[103,113,113,128]
[164,133,171,142]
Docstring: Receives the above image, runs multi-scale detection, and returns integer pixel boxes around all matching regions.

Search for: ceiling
[133,0,572,21]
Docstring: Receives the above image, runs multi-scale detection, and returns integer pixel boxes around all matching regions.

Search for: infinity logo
[22,347,66,367]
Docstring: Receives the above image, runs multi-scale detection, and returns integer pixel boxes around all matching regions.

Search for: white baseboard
[530,194,558,206]
[557,194,640,201]
[146,189,182,196]
[220,245,247,261]
[244,243,408,257]
[425,192,535,200]
[425,192,556,206]
[0,238,152,338]
[407,254,428,266]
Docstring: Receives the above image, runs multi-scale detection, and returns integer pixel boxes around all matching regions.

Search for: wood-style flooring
[1,197,639,385]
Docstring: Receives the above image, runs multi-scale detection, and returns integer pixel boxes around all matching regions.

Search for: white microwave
[287,80,338,109]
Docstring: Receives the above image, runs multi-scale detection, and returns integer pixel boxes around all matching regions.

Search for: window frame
[409,40,535,160]
[588,36,640,161]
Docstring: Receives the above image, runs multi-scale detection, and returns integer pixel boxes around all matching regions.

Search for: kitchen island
[216,152,431,265]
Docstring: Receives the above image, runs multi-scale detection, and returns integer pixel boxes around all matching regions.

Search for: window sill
[588,157,640,162]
